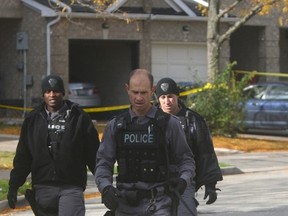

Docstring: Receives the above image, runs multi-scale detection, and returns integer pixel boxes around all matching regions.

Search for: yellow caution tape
[0,104,33,112]
[179,83,213,97]
[83,104,130,112]
[0,84,211,113]
[1,70,286,113]
[234,70,288,77]
[0,104,130,113]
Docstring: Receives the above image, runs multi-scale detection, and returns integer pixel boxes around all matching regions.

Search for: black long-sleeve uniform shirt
[177,102,223,190]
[9,100,100,190]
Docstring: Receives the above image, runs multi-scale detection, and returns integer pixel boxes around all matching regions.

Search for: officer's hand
[169,177,187,195]
[102,186,120,211]
[204,183,219,205]
[7,187,18,209]
[104,210,115,216]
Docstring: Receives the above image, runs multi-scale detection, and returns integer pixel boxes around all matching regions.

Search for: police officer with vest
[155,77,223,216]
[95,69,196,216]
[7,75,100,215]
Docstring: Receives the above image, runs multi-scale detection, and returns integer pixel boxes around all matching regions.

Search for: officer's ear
[125,83,129,92]
[152,85,156,93]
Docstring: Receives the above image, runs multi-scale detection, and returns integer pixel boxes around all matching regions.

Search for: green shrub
[185,62,252,137]
[0,180,31,201]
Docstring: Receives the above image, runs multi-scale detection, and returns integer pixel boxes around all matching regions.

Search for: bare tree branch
[217,0,243,20]
[219,0,280,45]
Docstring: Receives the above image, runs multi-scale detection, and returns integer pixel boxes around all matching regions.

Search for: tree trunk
[207,0,220,83]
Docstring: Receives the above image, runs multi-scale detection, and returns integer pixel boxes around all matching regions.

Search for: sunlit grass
[0,180,32,201]
[219,162,232,168]
[0,151,15,170]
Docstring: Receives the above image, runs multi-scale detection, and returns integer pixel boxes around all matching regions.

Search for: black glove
[102,186,120,211]
[7,187,18,209]
[204,183,219,205]
[169,178,187,195]
[104,210,115,216]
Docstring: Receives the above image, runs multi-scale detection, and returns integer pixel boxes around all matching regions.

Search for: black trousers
[34,184,85,216]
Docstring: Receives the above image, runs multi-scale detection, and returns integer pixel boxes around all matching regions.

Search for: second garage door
[152,43,207,84]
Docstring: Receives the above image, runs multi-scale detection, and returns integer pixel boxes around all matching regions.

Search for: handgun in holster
[25,189,40,216]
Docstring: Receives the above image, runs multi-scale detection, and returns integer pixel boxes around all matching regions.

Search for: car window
[265,85,288,100]
[244,85,267,99]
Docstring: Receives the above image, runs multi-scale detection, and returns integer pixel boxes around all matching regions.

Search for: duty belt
[136,187,166,199]
[120,186,167,206]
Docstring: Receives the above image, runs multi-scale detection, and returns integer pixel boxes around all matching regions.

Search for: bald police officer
[95,69,196,216]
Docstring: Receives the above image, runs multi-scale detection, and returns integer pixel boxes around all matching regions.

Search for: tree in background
[205,0,288,82]
[52,0,288,82]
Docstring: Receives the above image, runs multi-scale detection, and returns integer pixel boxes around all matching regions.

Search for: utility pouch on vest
[141,161,157,182]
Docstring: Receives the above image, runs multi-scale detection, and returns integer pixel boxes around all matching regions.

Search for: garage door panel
[168,47,189,60]
[152,45,168,60]
[153,64,168,82]
[169,65,195,81]
[152,43,207,83]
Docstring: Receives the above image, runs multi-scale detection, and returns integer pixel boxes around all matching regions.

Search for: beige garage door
[152,43,207,84]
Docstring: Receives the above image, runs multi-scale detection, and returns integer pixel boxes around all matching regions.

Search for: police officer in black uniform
[155,77,223,216]
[95,69,196,216]
[7,75,100,216]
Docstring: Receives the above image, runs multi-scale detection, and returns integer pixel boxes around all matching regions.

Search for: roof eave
[22,0,57,17]
[62,12,239,23]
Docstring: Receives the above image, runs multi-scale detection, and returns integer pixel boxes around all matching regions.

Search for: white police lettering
[124,133,154,144]
[48,124,65,130]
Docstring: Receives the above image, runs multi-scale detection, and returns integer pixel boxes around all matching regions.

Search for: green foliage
[0,180,8,200]
[0,151,15,169]
[0,180,31,201]
[186,62,252,137]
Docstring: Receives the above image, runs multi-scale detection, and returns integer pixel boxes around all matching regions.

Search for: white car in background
[68,83,101,107]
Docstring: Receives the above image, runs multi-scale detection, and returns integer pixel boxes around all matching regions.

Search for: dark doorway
[69,40,139,107]
[230,26,264,83]
[69,40,139,120]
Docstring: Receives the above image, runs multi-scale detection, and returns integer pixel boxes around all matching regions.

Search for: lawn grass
[0,180,32,201]
[0,151,15,169]
[0,151,31,201]
[219,162,232,167]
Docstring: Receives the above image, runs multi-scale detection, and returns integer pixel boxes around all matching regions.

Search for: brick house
[0,0,287,112]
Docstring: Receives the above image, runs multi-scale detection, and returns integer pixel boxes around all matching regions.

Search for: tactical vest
[114,110,175,183]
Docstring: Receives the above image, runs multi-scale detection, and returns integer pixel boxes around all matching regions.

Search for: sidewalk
[1,134,288,215]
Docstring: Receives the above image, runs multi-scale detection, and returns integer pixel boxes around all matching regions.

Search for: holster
[25,189,40,216]
[166,188,179,216]
[170,193,179,216]
[122,190,140,206]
